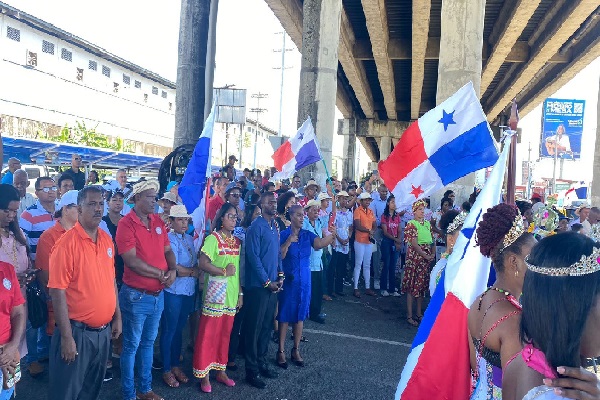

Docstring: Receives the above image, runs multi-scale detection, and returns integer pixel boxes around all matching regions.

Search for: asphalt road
[17,286,420,400]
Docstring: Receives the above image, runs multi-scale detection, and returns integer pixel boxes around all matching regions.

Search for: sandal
[162,372,180,388]
[407,317,420,327]
[291,347,305,367]
[171,367,189,384]
[276,350,288,369]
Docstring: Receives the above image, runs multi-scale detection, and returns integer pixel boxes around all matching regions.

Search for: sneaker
[373,280,380,290]
[103,370,113,382]
[381,290,390,297]
[391,291,401,297]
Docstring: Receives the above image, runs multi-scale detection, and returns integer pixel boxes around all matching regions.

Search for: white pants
[354,241,373,290]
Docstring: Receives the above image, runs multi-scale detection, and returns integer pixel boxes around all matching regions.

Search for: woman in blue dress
[276,205,335,368]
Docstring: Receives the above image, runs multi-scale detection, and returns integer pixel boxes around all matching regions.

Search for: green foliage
[40,121,134,153]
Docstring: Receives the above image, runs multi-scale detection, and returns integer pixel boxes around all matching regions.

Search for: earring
[515,270,519,277]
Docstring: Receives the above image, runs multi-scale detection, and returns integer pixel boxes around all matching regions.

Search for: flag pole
[506,99,519,205]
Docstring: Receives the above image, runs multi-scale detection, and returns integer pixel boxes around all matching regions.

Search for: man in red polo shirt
[116,179,176,400]
[207,176,227,226]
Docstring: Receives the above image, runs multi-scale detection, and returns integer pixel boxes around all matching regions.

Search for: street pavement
[18,285,422,400]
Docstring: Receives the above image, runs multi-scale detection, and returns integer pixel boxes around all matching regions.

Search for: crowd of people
[1,149,600,400]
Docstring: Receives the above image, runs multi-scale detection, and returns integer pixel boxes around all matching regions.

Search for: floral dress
[192,231,240,378]
[401,220,433,298]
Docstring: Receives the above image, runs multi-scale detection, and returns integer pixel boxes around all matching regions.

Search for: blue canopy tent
[2,136,163,170]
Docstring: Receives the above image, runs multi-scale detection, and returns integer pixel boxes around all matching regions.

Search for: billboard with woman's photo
[541,98,585,159]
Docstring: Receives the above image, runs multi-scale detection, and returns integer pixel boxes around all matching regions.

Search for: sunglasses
[224,213,238,220]
[228,193,241,198]
[37,186,58,193]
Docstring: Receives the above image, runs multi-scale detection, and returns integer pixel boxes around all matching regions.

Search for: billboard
[540,98,585,159]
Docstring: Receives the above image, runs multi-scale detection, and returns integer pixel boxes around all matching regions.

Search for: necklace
[477,286,514,311]
[174,232,194,262]
[218,230,237,248]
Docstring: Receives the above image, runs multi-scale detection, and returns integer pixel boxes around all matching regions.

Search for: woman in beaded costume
[503,233,600,400]
[468,204,537,399]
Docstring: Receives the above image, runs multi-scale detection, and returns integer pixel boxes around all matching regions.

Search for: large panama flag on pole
[379,82,499,210]
[178,101,216,247]
[395,135,512,399]
[272,117,322,180]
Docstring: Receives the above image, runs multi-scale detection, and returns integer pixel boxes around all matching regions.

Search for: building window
[6,26,20,42]
[88,60,97,71]
[168,102,172,111]
[134,80,141,89]
[123,74,131,85]
[42,40,54,55]
[76,68,83,81]
[161,90,167,99]
[61,48,72,62]
[143,93,148,103]
[102,65,110,77]
[113,82,119,93]
[152,86,158,95]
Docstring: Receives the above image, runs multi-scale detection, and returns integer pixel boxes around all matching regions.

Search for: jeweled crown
[447,211,468,234]
[525,247,600,277]
[499,211,525,253]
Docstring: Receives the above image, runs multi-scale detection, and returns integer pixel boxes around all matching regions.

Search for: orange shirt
[48,223,116,327]
[116,212,169,292]
[0,261,25,345]
[353,207,376,244]
[36,221,67,272]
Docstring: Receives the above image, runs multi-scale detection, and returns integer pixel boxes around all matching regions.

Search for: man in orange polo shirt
[48,186,122,400]
[353,192,377,298]
[116,179,176,400]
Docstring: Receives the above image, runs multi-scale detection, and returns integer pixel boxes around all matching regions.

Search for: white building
[0,2,175,156]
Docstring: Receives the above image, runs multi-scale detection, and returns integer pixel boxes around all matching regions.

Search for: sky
[6,0,599,183]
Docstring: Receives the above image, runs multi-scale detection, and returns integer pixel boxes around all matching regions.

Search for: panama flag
[178,101,216,248]
[379,82,498,210]
[395,136,512,399]
[272,117,322,179]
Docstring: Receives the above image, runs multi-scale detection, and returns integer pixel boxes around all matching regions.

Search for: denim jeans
[159,291,194,372]
[119,284,164,400]
[25,320,49,364]
[381,238,399,293]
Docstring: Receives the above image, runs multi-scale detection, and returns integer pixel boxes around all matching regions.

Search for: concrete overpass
[265,0,600,182]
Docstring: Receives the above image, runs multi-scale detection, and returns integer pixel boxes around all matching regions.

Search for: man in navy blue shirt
[244,192,283,388]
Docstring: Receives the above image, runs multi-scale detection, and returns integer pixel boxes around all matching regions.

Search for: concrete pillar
[342,133,356,180]
[591,77,600,206]
[173,0,210,147]
[379,136,392,160]
[435,0,485,205]
[297,0,343,187]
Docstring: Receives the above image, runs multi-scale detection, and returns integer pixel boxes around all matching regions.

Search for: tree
[41,121,134,153]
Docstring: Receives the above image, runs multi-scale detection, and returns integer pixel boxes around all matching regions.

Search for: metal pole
[278,33,286,137]
[253,115,259,170]
[552,138,558,194]
[238,124,243,168]
[224,123,229,165]
[527,141,532,199]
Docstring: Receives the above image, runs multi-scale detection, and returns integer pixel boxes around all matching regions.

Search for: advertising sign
[540,98,585,159]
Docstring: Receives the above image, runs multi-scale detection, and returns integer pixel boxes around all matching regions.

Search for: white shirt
[18,193,36,216]
[546,134,571,152]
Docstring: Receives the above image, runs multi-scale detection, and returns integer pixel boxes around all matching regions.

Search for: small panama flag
[271,117,322,180]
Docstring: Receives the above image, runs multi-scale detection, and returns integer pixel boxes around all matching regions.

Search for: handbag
[26,281,48,329]
[204,275,228,305]
[1,348,21,389]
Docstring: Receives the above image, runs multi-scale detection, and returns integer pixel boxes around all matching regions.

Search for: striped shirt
[20,200,55,261]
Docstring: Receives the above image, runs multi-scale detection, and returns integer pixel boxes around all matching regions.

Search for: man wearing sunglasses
[61,154,86,190]
[18,176,57,376]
